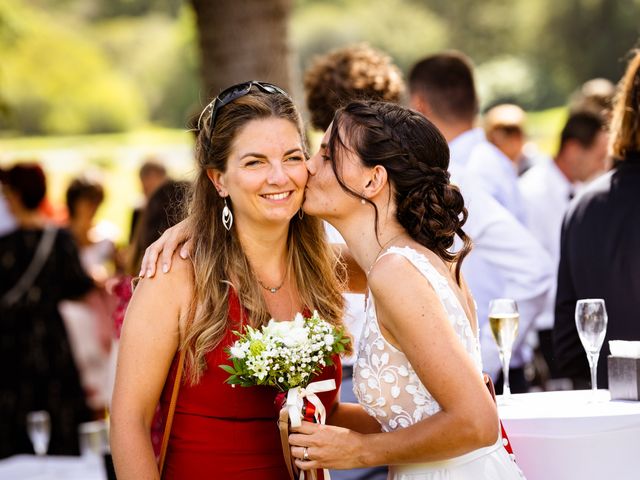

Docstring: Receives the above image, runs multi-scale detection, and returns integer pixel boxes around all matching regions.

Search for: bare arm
[110,256,192,479]
[327,401,382,434]
[289,254,498,470]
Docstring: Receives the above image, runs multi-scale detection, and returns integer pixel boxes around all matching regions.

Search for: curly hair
[304,43,405,131]
[610,49,640,160]
[327,100,472,283]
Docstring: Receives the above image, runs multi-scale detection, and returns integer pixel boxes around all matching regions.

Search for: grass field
[0,107,567,244]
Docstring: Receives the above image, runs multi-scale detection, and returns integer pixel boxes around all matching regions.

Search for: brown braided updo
[327,100,472,283]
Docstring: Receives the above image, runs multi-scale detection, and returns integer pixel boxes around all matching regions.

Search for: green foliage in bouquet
[220,311,350,392]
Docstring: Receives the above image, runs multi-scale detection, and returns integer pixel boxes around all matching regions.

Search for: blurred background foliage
[1,0,638,136]
[0,0,637,242]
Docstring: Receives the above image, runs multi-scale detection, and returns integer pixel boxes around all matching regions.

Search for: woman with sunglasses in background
[110,82,350,479]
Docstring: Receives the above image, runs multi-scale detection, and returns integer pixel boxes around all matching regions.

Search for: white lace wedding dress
[353,246,525,479]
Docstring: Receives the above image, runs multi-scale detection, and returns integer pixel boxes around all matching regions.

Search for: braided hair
[327,100,472,283]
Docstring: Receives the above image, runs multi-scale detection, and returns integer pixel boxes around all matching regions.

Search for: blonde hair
[610,50,640,160]
[182,88,347,383]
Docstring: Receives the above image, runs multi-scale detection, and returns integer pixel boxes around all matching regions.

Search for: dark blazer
[554,154,640,388]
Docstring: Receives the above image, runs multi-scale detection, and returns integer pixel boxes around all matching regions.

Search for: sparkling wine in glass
[489,299,520,402]
[575,299,608,399]
[26,410,51,456]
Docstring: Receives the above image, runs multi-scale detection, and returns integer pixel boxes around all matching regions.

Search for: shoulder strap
[1,227,57,308]
[158,299,197,477]
[158,348,185,477]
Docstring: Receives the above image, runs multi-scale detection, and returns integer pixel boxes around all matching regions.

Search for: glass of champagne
[575,299,608,400]
[26,410,51,456]
[489,298,520,403]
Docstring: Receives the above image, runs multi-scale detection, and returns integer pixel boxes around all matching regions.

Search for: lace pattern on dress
[353,246,482,432]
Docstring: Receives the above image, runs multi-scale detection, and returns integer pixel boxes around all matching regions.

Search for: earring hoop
[298,209,304,220]
[222,197,233,231]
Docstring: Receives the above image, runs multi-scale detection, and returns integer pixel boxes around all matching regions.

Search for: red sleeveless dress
[160,290,342,479]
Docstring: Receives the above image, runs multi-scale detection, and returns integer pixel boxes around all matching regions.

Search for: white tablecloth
[499,390,640,480]
[0,454,107,480]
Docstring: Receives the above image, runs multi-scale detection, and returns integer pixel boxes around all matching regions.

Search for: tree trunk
[190,0,293,100]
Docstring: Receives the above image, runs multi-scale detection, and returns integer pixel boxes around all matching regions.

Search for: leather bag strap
[158,348,185,477]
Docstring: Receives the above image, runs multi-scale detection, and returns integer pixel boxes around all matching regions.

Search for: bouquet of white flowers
[220,311,349,480]
[220,311,348,393]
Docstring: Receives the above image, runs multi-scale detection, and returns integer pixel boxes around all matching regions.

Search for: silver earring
[222,197,233,231]
[298,209,304,220]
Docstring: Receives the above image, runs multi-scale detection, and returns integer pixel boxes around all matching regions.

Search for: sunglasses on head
[196,81,288,135]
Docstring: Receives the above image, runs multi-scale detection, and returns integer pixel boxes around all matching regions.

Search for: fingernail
[162,264,169,273]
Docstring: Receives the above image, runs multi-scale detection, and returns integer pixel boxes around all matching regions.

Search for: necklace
[257,274,286,294]
[366,233,406,276]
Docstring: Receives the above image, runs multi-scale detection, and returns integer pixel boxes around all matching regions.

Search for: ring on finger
[303,446,310,462]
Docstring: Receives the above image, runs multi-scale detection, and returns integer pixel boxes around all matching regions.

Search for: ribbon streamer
[285,379,336,480]
[286,379,336,428]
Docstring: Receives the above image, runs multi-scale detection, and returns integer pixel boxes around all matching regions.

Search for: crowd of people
[1,42,639,479]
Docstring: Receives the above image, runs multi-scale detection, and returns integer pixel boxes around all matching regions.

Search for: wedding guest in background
[520,111,608,384]
[554,49,640,389]
[59,176,116,415]
[409,51,553,392]
[111,83,347,479]
[304,42,404,136]
[568,77,616,121]
[303,42,404,480]
[409,52,527,224]
[0,163,93,458]
[0,183,17,235]
[483,103,532,175]
[129,159,168,242]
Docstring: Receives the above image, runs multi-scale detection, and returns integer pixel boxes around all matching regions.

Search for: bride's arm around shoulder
[110,254,193,480]
[363,253,499,465]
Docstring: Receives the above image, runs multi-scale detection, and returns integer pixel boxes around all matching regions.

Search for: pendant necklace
[257,272,287,294]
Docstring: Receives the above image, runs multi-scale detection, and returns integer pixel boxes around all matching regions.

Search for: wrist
[354,432,379,468]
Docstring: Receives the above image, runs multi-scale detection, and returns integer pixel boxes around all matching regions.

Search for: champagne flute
[575,299,607,400]
[26,410,51,456]
[489,298,520,403]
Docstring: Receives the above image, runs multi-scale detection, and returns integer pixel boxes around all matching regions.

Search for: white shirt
[0,187,16,236]
[519,158,574,330]
[449,130,554,379]
[465,128,527,224]
[324,222,365,367]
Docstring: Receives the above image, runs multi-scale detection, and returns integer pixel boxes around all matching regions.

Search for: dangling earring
[298,209,304,220]
[222,197,233,231]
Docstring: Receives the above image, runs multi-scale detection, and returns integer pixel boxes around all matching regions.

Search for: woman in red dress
[110,82,346,479]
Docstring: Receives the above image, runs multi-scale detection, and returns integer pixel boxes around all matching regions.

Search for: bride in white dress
[290,100,524,479]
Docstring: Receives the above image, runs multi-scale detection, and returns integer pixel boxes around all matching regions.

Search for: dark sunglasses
[196,81,288,135]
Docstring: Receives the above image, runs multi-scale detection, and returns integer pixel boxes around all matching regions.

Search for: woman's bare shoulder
[134,252,194,303]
